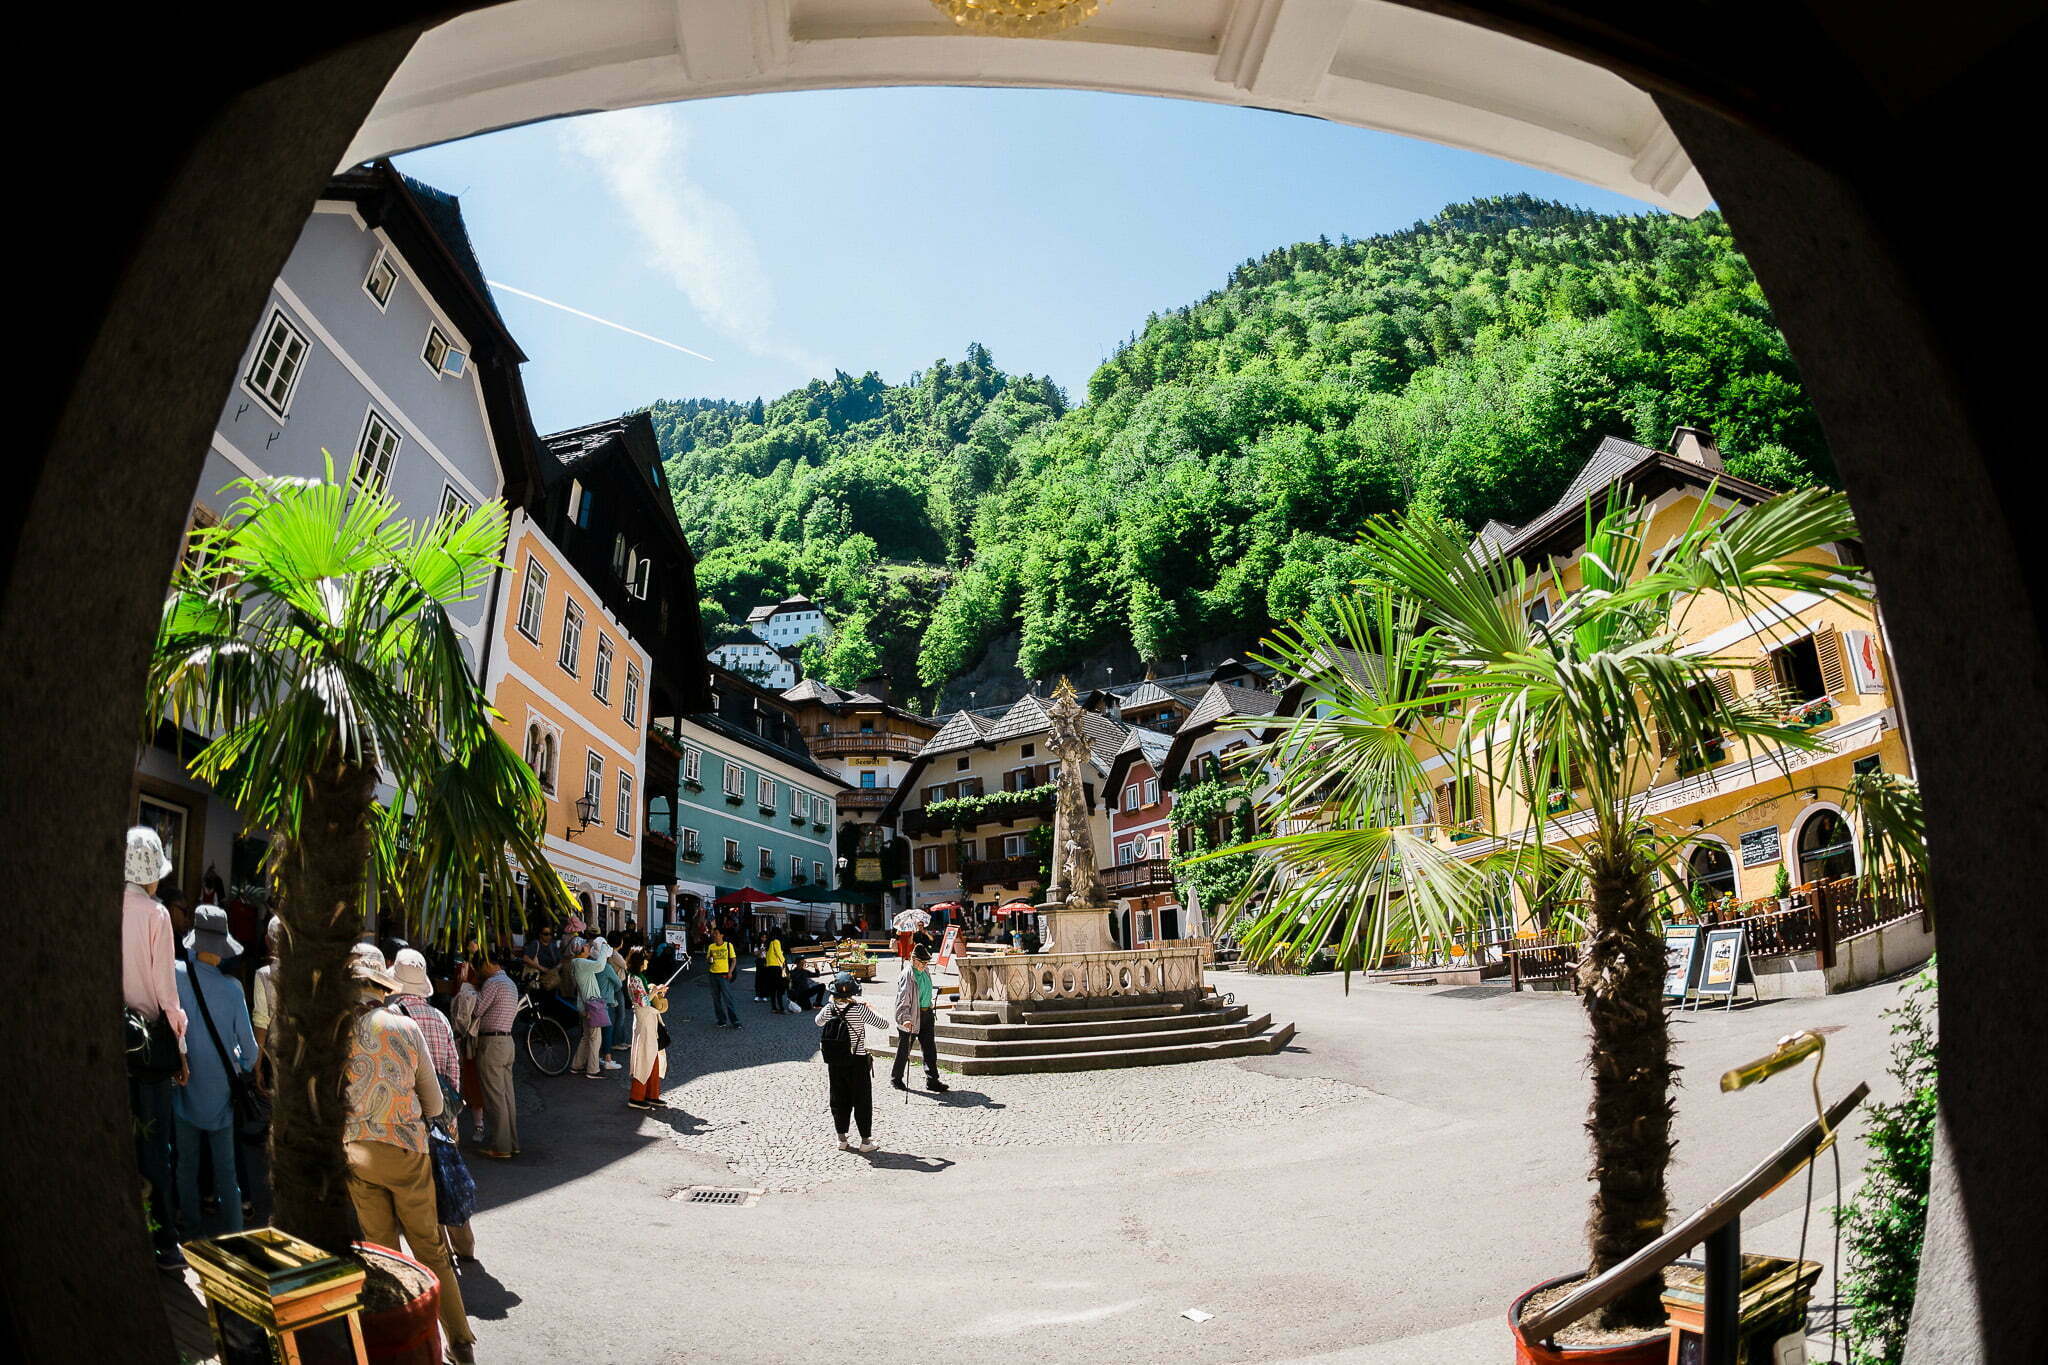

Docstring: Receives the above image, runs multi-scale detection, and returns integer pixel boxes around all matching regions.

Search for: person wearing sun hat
[172,906,256,1241]
[340,941,475,1361]
[122,825,189,1269]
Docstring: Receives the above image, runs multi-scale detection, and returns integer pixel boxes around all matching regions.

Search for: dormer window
[422,327,450,374]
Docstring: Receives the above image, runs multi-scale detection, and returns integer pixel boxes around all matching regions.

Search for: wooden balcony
[903,790,1055,838]
[810,731,925,759]
[962,855,1044,890]
[1102,857,1176,896]
[838,786,896,811]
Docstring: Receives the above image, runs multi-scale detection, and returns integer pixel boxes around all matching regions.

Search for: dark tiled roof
[1119,681,1184,709]
[1105,725,1173,789]
[781,678,843,705]
[919,710,994,756]
[1469,435,1655,558]
[397,174,509,333]
[1180,682,1280,733]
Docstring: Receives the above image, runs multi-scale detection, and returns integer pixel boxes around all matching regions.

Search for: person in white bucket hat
[122,825,189,1269]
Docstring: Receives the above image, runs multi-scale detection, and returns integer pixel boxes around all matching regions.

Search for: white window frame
[684,747,702,783]
[593,634,614,704]
[437,482,474,523]
[920,846,940,877]
[723,763,746,798]
[682,827,701,857]
[794,791,809,820]
[622,665,641,727]
[516,555,548,643]
[1123,784,1140,811]
[723,837,741,866]
[584,750,604,807]
[1150,836,1167,859]
[758,846,775,878]
[814,861,826,884]
[791,854,804,883]
[350,407,402,497]
[363,252,398,310]
[612,533,628,580]
[616,770,633,835]
[1144,778,1159,805]
[1002,834,1027,857]
[758,776,776,811]
[422,325,452,375]
[244,308,310,417]
[558,600,583,676]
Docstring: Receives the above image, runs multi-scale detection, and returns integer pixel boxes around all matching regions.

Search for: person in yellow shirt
[705,927,740,1029]
[763,933,789,1014]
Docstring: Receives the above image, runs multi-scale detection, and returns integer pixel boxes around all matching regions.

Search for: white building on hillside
[708,640,796,690]
[747,595,831,649]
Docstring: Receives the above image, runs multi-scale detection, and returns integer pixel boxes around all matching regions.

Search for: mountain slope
[647,195,1831,707]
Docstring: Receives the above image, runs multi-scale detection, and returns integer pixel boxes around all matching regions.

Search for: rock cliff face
[935,631,1261,713]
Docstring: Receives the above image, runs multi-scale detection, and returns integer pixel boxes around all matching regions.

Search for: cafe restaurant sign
[1739,825,1782,868]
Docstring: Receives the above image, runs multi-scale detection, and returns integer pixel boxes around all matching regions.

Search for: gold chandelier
[929,1,1109,38]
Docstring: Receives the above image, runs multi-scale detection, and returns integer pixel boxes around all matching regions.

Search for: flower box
[812,821,829,833]
[789,814,806,826]
[724,794,743,806]
[680,850,703,864]
[1544,790,1573,815]
[722,859,744,872]
[684,779,704,793]
[758,804,777,816]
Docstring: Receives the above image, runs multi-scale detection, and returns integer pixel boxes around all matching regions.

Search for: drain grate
[669,1186,763,1207]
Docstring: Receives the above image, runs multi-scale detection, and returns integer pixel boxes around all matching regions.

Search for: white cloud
[561,105,827,376]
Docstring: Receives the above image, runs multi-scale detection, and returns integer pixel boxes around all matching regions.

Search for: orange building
[485,506,652,931]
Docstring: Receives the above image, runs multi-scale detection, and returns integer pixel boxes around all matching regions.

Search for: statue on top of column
[1042,676,1106,909]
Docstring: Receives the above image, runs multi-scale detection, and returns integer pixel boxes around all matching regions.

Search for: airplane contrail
[485,280,716,362]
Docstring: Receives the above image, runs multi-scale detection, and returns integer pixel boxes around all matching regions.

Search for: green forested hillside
[649,195,1831,708]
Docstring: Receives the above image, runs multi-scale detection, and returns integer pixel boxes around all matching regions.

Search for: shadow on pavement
[455,1261,523,1321]
[643,1104,711,1137]
[861,1151,955,1174]
[925,1088,1004,1110]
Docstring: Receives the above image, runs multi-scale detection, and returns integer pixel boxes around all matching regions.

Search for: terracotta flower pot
[353,1242,441,1365]
[1509,1273,1667,1365]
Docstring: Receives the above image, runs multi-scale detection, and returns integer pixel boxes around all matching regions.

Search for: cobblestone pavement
[646,977,1368,1191]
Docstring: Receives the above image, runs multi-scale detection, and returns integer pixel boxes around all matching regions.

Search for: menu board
[936,924,963,973]
[1739,826,1782,868]
[1694,927,1747,998]
[1663,928,1702,1000]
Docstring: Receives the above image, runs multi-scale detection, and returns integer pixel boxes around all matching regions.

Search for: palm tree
[145,461,572,1255]
[1216,486,1867,1328]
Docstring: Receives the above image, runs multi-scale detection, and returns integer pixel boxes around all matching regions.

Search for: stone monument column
[1039,678,1115,955]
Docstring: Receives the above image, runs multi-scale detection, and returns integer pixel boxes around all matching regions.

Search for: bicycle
[514,991,572,1076]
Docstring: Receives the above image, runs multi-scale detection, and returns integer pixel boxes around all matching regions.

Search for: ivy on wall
[925,782,1055,825]
[1168,774,1259,917]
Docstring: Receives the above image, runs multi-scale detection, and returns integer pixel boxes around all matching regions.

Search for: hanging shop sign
[856,857,882,882]
[1844,629,1885,695]
[1739,825,1782,868]
[1663,927,1702,1000]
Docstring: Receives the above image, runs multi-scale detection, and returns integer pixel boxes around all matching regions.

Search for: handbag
[583,996,611,1029]
[183,949,270,1142]
[657,1020,672,1050]
[427,1125,476,1226]
[124,1007,181,1083]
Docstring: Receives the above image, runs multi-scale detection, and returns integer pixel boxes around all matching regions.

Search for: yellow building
[485,506,653,930]
[1433,427,1912,921]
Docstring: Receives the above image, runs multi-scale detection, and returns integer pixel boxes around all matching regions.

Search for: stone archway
[8,4,2042,1361]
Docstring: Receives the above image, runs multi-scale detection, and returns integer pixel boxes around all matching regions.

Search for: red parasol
[999,900,1038,916]
[715,887,782,907]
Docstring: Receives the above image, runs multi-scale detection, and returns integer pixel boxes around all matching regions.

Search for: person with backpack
[704,926,740,1030]
[816,973,887,1153]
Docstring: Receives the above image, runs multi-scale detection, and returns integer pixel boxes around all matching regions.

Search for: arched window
[1687,842,1737,899]
[539,734,557,793]
[524,724,544,771]
[1797,810,1855,885]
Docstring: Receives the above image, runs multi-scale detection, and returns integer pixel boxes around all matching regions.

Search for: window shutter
[1433,781,1454,826]
[1712,671,1737,705]
[1750,655,1779,700]
[1815,626,1848,700]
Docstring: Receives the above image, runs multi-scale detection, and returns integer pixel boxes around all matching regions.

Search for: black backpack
[819,1005,856,1062]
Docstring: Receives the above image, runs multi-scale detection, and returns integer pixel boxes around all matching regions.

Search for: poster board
[1691,927,1749,1010]
[664,926,689,948]
[935,924,962,974]
[1662,927,1702,1000]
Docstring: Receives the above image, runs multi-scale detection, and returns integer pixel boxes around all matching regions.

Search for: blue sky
[394,87,1659,431]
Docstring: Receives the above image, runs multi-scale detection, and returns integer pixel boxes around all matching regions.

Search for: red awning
[715,887,781,907]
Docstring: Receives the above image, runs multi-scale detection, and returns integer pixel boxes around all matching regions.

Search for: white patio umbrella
[891,907,931,933]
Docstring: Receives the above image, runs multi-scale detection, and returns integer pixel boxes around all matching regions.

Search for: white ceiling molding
[345,0,1709,214]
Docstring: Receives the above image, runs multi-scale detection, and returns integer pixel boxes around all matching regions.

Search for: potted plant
[1773,863,1793,913]
[145,464,574,1358]
[1212,488,1865,1356]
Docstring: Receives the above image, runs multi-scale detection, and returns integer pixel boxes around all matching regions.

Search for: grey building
[135,162,540,899]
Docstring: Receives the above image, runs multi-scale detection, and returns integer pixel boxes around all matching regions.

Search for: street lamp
[566,791,600,840]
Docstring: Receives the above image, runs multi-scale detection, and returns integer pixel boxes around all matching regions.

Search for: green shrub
[1834,959,1937,1364]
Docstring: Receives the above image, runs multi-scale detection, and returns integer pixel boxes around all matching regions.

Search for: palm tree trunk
[1579,846,1675,1329]
[266,760,379,1254]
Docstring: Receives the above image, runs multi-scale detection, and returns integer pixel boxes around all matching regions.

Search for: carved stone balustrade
[958,944,1206,1021]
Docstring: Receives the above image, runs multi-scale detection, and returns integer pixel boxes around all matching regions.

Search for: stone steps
[928,1014,1272,1059]
[936,1005,1251,1043]
[941,1022,1298,1075]
[951,1000,1207,1027]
